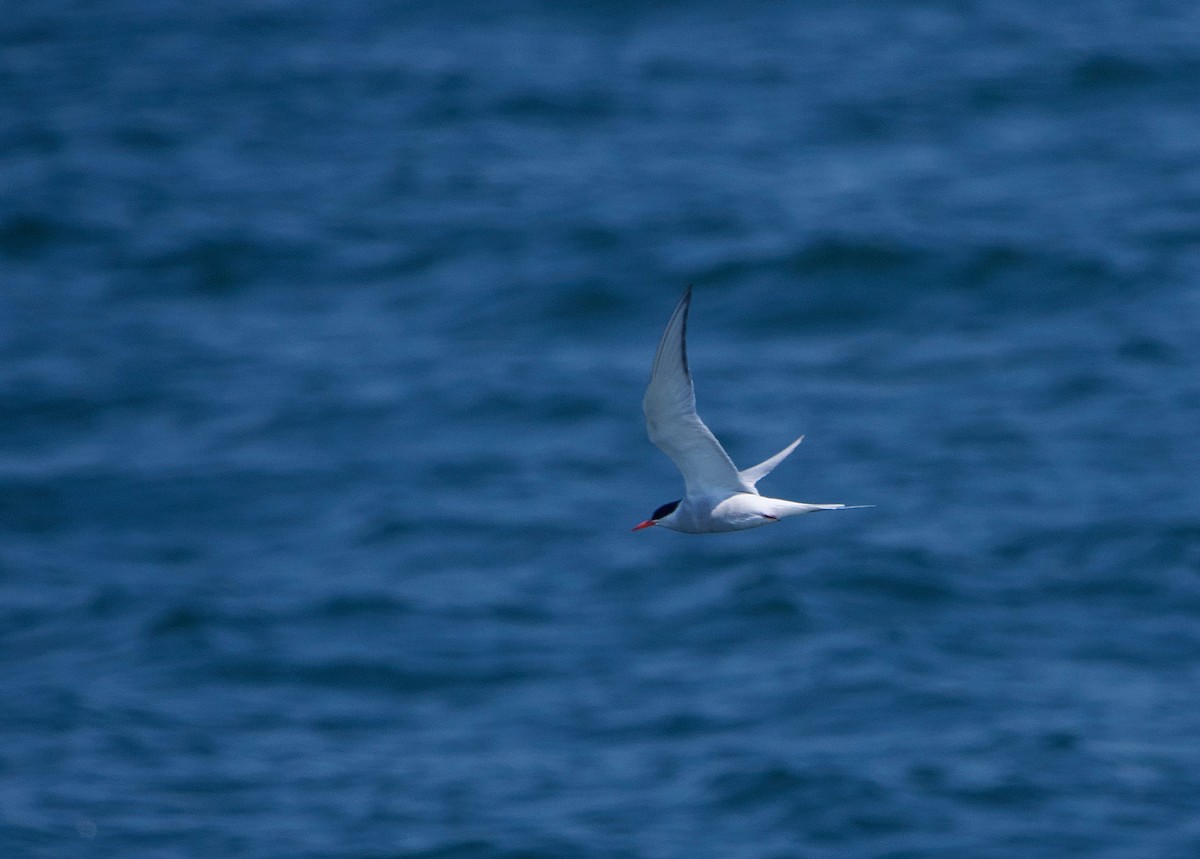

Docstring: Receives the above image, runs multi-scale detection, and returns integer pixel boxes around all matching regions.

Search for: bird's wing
[643,288,753,497]
[739,435,804,488]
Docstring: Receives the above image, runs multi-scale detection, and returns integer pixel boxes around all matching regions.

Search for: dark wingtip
[679,286,691,376]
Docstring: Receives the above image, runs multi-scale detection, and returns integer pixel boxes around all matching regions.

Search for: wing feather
[739,436,804,488]
[642,288,752,496]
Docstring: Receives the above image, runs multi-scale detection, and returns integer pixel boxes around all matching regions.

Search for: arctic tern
[632,287,867,533]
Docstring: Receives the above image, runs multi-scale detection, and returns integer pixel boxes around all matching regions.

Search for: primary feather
[642,287,749,497]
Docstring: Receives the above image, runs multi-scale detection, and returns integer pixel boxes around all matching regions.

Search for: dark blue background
[3,2,1199,857]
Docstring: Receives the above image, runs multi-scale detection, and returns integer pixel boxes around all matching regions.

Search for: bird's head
[632,499,681,531]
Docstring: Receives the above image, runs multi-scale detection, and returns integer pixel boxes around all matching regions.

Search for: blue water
[3,2,1200,857]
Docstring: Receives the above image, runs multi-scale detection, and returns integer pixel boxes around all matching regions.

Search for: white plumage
[633,287,867,534]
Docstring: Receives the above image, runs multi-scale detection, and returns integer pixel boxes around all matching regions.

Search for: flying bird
[633,287,867,533]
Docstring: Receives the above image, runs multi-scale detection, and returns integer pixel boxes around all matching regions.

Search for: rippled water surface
[3,2,1200,857]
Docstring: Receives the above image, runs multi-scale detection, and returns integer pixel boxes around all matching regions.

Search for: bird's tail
[776,502,874,516]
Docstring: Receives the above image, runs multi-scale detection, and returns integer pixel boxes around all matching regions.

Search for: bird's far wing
[739,435,804,488]
[643,288,751,497]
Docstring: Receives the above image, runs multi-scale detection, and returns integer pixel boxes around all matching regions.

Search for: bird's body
[633,287,866,534]
[656,493,848,534]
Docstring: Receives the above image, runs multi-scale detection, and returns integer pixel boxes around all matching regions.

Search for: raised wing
[739,435,804,488]
[643,288,753,497]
